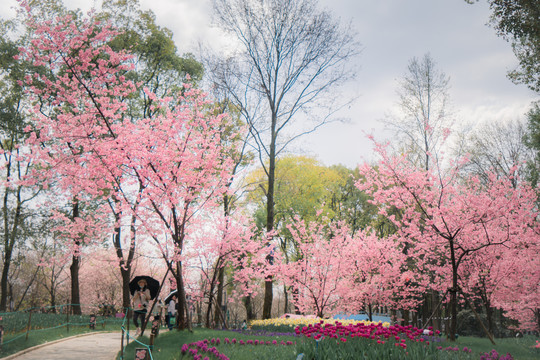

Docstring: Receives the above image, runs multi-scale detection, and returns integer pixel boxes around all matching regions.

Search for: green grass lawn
[449,335,539,360]
[118,328,539,360]
[118,328,298,360]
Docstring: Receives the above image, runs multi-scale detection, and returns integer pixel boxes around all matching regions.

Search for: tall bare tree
[459,118,535,187]
[386,53,453,171]
[384,53,453,330]
[208,0,359,319]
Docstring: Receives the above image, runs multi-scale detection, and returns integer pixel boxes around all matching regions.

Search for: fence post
[66,305,70,333]
[25,311,33,341]
[120,324,125,360]
[0,316,4,349]
[126,308,131,345]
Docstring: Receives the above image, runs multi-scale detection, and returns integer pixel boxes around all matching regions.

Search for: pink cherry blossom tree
[357,140,539,341]
[17,2,241,327]
[339,231,414,321]
[279,217,356,318]
[491,240,540,332]
[17,2,138,313]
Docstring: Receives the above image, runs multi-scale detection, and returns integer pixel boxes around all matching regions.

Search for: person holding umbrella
[132,278,151,335]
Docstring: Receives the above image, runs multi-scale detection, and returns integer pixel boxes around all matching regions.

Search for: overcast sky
[2,0,537,168]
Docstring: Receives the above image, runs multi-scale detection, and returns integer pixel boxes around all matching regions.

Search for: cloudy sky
[2,0,537,168]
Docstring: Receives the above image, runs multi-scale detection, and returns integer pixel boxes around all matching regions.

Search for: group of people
[131,278,177,335]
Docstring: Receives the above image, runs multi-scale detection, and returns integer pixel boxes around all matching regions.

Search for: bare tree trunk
[1,185,22,311]
[433,290,441,331]
[263,123,277,320]
[283,284,289,314]
[535,308,540,334]
[70,198,81,315]
[206,281,215,328]
[175,261,187,329]
[214,266,225,327]
[243,294,254,321]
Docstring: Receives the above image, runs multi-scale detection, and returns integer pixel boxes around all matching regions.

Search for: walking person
[132,278,151,335]
[167,295,177,331]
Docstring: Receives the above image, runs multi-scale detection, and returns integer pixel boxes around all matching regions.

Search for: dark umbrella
[164,290,178,305]
[129,276,160,300]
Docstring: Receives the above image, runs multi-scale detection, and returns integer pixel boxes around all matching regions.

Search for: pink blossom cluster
[294,321,436,350]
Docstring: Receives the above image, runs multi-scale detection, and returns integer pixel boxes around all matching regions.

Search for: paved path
[5,332,123,360]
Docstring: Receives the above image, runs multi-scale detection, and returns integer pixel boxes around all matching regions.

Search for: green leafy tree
[0,7,54,311]
[467,1,540,91]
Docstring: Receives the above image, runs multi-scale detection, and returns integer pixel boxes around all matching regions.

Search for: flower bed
[295,321,444,360]
[249,316,390,333]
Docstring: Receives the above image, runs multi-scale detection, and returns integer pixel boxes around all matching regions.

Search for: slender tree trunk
[175,261,187,329]
[535,308,540,334]
[283,284,289,314]
[243,294,254,321]
[1,184,22,311]
[448,281,457,340]
[486,305,494,336]
[0,247,13,312]
[111,190,140,311]
[112,214,131,311]
[70,254,81,314]
[403,309,410,326]
[206,280,215,328]
[292,286,302,314]
[197,301,202,325]
[70,198,81,315]
[214,266,225,327]
[14,262,41,311]
[262,113,278,320]
[433,290,441,331]
[448,238,458,341]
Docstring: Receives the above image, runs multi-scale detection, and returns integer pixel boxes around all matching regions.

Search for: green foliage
[245,156,382,239]
[328,165,380,235]
[99,0,203,95]
[524,103,540,188]
[457,310,488,337]
[480,0,540,93]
